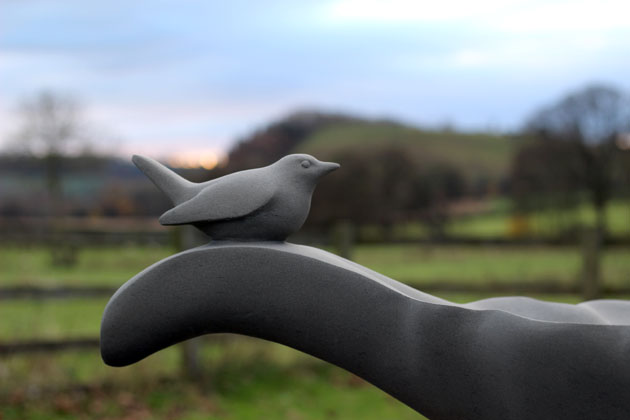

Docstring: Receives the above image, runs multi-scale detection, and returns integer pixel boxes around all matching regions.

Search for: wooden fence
[0,226,625,358]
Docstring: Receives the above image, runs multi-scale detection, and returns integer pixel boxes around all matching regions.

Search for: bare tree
[10,90,90,266]
[527,85,630,144]
[511,84,630,299]
[514,84,630,235]
[11,90,89,208]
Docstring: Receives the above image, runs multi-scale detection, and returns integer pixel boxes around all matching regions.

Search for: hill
[227,111,361,171]
[226,111,514,189]
[294,121,513,186]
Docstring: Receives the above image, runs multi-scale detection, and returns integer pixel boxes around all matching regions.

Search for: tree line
[3,84,630,241]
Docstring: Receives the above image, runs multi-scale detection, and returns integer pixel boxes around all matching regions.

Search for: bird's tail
[132,155,198,205]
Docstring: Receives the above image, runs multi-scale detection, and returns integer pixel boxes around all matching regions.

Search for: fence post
[581,227,602,301]
[174,225,206,381]
[332,220,355,260]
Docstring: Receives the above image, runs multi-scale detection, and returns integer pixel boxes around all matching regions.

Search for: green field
[2,243,629,419]
[447,199,630,238]
[2,243,630,290]
[351,198,630,241]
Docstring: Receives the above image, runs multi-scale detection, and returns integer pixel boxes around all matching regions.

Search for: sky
[1,0,630,163]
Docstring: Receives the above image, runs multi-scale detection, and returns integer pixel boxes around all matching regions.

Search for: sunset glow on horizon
[167,149,227,170]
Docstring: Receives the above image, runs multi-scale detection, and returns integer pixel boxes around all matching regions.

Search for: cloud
[322,0,630,33]
[322,0,508,23]
[1,0,630,156]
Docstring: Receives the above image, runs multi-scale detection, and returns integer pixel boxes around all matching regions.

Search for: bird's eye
[301,160,311,168]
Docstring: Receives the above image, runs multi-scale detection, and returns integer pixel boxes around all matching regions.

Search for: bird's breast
[266,189,312,231]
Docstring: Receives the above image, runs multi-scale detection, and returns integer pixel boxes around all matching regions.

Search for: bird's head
[273,154,340,187]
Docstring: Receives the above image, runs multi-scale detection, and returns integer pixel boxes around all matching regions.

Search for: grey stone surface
[132,154,339,240]
[101,242,630,420]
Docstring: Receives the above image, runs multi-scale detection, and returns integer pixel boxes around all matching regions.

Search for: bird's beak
[318,161,340,176]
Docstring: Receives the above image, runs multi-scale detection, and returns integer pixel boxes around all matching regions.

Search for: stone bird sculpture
[132,154,339,240]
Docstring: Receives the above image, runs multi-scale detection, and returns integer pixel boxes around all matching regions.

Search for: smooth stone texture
[132,154,339,240]
[101,242,630,420]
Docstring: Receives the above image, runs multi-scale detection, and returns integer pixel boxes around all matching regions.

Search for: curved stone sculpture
[102,154,630,419]
[101,242,630,420]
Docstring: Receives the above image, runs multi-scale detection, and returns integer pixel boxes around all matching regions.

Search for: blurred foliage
[308,147,465,236]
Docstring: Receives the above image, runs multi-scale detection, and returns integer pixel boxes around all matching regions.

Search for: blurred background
[1,0,630,419]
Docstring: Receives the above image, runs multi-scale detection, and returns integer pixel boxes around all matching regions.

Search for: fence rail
[0,338,99,355]
[0,286,116,300]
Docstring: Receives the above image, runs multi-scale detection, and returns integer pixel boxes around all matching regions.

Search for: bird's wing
[159,176,274,225]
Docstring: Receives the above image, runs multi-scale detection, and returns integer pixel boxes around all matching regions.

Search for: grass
[1,337,422,420]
